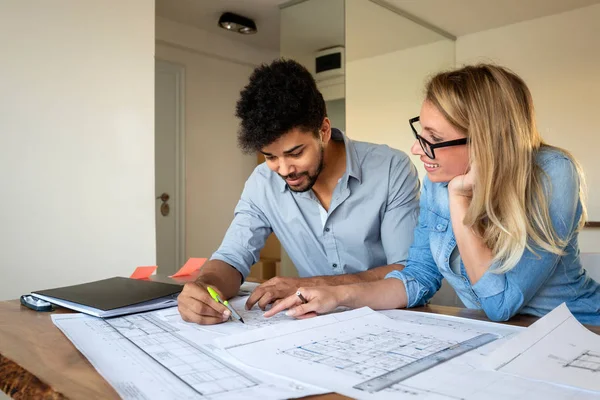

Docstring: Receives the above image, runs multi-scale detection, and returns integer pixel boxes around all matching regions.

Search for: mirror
[345,0,455,180]
[280,0,346,132]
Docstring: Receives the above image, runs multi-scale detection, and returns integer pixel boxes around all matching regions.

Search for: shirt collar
[336,128,362,184]
[278,128,361,193]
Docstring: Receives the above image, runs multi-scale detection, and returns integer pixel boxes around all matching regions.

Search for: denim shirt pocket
[425,210,449,232]
[425,211,450,263]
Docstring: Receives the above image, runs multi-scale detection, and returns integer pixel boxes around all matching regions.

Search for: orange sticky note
[170,258,207,278]
[130,266,157,279]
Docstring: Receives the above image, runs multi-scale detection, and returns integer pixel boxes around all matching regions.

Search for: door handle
[156,193,170,216]
[156,193,170,202]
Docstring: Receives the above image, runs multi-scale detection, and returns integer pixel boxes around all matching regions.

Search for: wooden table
[1,293,598,400]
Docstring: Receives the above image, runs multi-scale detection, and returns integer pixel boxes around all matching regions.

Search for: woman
[264,64,600,325]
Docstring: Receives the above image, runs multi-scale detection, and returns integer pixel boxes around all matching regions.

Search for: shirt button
[325,228,330,232]
[436,224,444,231]
[332,263,338,268]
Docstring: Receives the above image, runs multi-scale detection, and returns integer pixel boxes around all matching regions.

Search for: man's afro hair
[236,58,326,154]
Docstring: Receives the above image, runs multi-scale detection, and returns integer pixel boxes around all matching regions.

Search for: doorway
[155,59,185,275]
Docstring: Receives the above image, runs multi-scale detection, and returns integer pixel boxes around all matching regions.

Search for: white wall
[0,1,155,300]
[326,99,346,133]
[455,4,600,253]
[155,17,278,261]
[346,39,456,178]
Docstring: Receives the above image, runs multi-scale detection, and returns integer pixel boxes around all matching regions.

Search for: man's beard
[281,146,324,193]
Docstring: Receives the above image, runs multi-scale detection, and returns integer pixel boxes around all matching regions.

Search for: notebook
[31,277,182,318]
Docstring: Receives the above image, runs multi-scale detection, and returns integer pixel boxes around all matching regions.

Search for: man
[178,59,420,325]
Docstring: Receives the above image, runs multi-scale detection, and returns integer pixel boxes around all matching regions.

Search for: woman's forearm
[337,278,408,310]
[449,193,493,284]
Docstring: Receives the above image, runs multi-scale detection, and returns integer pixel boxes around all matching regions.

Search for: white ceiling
[385,0,600,37]
[280,0,344,57]
[155,0,600,55]
[155,0,283,51]
[346,0,446,61]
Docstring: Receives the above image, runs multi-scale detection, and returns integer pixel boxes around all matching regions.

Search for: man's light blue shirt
[211,129,420,279]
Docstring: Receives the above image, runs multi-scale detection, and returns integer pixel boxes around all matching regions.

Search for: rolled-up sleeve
[210,171,272,279]
[385,178,443,307]
[381,153,420,265]
[471,156,581,321]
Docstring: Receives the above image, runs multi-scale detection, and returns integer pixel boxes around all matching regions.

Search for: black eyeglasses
[409,116,468,159]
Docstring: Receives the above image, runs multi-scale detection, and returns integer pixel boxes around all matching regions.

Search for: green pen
[207,286,245,323]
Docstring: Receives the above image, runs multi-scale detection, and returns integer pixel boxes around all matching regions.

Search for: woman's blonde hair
[425,64,586,273]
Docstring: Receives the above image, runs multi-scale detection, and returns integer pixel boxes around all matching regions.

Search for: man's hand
[245,276,304,310]
[177,281,231,325]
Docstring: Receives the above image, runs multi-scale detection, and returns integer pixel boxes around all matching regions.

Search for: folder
[31,277,182,318]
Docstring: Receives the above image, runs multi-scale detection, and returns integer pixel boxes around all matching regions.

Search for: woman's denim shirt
[387,148,600,325]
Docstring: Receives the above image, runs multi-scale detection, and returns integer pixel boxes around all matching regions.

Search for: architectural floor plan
[52,294,599,400]
[216,307,599,400]
[564,350,600,372]
[484,303,600,393]
[216,307,489,399]
[281,328,458,379]
[378,309,522,357]
[52,311,325,399]
[565,350,600,373]
[106,314,259,396]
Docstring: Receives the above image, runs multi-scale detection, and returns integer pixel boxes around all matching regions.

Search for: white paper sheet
[52,291,599,400]
[237,281,260,296]
[178,294,306,336]
[378,309,523,357]
[215,307,485,399]
[52,311,327,400]
[381,359,600,400]
[483,303,600,392]
[216,307,598,400]
[378,309,523,336]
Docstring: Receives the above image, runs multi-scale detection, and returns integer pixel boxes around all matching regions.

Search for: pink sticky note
[130,266,157,279]
[170,258,207,278]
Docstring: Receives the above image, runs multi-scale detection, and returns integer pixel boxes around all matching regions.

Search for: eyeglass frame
[409,116,468,159]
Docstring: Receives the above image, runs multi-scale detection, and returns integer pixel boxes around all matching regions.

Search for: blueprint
[216,307,484,399]
[483,303,600,393]
[52,311,326,400]
[216,307,599,400]
[378,309,522,337]
[52,291,600,400]
[207,281,343,334]
[146,295,299,338]
[196,295,297,335]
[378,309,522,357]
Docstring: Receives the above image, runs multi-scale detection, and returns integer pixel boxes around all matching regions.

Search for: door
[155,60,185,275]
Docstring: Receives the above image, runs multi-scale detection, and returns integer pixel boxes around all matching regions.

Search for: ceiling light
[218,12,257,35]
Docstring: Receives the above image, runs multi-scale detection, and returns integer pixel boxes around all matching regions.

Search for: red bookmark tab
[170,258,207,278]
[130,266,157,279]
